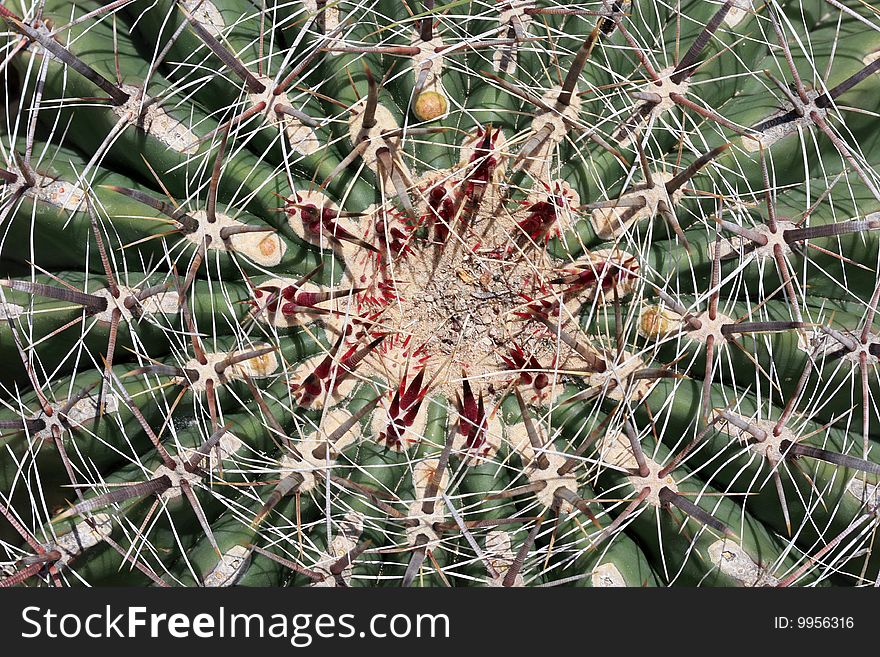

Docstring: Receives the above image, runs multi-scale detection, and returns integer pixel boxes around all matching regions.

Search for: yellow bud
[258,235,277,256]
[639,305,680,340]
[413,90,447,121]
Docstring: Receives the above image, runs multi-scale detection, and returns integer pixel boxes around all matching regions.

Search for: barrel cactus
[1,0,879,588]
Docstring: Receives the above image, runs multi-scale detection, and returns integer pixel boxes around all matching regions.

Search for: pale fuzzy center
[484,530,524,587]
[186,210,285,267]
[591,562,626,587]
[155,434,244,499]
[411,36,445,94]
[405,502,445,548]
[640,306,736,346]
[27,24,60,62]
[842,331,880,366]
[519,87,582,178]
[48,514,113,566]
[680,311,736,345]
[645,68,689,113]
[31,395,119,443]
[742,90,826,153]
[715,412,796,467]
[112,85,199,155]
[61,393,120,425]
[590,171,680,240]
[182,0,225,37]
[177,347,279,392]
[153,457,205,501]
[92,285,179,324]
[846,476,880,508]
[311,513,365,587]
[725,0,753,27]
[250,277,342,330]
[507,421,580,510]
[286,190,361,269]
[289,352,359,410]
[565,247,639,303]
[449,411,503,461]
[0,302,24,320]
[153,437,243,500]
[348,103,410,180]
[277,408,361,492]
[305,0,340,33]
[18,170,86,211]
[181,432,243,471]
[585,351,652,403]
[617,66,690,146]
[247,76,320,155]
[203,544,251,587]
[412,458,451,500]
[711,219,798,262]
[404,460,450,547]
[599,430,677,507]
[528,451,580,510]
[493,3,534,74]
[707,539,779,587]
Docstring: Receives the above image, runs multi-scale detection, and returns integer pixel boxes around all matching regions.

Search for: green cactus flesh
[1,0,880,587]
